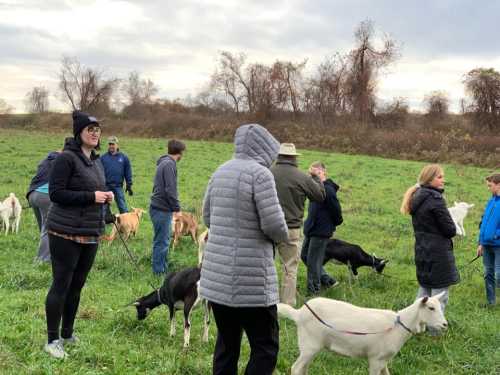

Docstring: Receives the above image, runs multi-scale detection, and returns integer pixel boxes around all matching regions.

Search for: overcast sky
[1,0,499,113]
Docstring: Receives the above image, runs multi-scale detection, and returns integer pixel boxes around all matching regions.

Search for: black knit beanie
[72,110,99,137]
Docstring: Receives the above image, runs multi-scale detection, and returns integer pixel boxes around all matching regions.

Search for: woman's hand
[476,245,483,257]
[95,191,112,204]
[105,191,114,203]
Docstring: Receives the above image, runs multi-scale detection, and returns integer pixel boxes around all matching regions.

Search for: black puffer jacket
[46,138,106,236]
[410,186,459,288]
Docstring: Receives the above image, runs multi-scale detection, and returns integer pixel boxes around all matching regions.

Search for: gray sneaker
[62,335,80,345]
[44,339,67,359]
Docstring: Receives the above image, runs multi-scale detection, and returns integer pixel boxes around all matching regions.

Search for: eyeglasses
[86,126,101,134]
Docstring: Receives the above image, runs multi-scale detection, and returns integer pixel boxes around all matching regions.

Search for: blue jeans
[483,246,500,305]
[108,185,128,213]
[300,236,336,293]
[150,208,173,274]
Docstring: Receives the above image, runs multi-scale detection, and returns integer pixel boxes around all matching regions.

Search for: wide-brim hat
[278,143,301,156]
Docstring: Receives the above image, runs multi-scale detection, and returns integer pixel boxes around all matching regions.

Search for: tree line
[2,20,500,131]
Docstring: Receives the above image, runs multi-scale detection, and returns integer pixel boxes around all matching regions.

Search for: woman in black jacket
[401,164,458,316]
[43,111,114,359]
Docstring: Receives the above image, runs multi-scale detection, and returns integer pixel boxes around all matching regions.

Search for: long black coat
[410,186,459,288]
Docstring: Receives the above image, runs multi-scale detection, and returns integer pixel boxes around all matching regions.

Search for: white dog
[278,293,448,375]
[1,193,22,234]
[448,201,474,236]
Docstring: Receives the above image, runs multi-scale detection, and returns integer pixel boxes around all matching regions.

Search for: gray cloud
[1,0,499,112]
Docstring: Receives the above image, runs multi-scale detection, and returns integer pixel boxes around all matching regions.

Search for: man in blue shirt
[100,136,133,213]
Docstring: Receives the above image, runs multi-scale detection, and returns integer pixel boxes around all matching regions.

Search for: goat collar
[395,315,413,334]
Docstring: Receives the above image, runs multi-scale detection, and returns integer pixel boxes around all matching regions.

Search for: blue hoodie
[479,195,500,247]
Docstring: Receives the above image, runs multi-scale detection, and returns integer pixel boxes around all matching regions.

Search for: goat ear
[434,291,446,301]
[381,259,389,264]
[420,296,429,305]
[132,301,141,306]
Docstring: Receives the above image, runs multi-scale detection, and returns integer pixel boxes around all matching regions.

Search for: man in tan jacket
[271,143,325,306]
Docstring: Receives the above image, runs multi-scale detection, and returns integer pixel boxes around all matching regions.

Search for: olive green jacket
[270,158,325,228]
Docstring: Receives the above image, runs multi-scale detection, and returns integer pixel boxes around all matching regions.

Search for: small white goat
[278,292,448,375]
[1,193,22,234]
[448,201,474,236]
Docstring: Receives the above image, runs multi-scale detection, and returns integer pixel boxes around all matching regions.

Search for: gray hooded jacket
[200,124,288,307]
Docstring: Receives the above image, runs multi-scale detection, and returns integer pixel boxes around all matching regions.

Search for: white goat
[448,201,474,236]
[1,193,22,234]
[278,292,448,375]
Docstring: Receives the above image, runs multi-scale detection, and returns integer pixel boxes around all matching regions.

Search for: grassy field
[0,128,498,374]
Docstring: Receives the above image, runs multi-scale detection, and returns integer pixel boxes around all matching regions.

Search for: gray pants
[29,191,51,262]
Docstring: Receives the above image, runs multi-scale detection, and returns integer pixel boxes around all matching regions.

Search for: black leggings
[45,234,98,343]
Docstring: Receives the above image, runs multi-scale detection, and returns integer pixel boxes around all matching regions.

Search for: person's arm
[326,188,343,226]
[49,153,95,206]
[431,197,457,238]
[124,155,133,195]
[303,174,326,202]
[254,169,288,243]
[202,177,213,228]
[124,155,133,187]
[161,161,180,212]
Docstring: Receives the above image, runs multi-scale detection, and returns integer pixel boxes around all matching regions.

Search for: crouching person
[301,162,343,295]
[200,124,288,375]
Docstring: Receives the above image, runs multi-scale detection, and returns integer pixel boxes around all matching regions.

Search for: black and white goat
[132,267,211,347]
[323,239,388,279]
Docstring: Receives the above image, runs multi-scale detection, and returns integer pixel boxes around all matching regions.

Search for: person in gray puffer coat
[200,124,288,375]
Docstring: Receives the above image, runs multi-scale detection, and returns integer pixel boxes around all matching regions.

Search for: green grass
[0,128,498,374]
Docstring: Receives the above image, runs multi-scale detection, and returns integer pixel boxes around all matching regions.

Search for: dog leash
[302,301,413,335]
[112,221,157,290]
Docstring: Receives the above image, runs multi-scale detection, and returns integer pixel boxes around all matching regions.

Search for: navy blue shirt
[100,151,132,187]
[304,179,343,238]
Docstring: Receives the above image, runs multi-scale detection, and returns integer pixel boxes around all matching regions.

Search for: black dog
[323,238,388,278]
[133,267,211,347]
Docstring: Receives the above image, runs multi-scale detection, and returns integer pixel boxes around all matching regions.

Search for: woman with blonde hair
[401,164,458,319]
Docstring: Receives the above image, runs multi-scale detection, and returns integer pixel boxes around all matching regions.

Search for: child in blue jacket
[477,173,500,306]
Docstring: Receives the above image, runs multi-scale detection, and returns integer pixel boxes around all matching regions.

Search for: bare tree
[123,71,158,105]
[303,54,348,123]
[463,67,500,130]
[24,86,50,113]
[270,59,307,116]
[376,96,409,128]
[210,51,250,114]
[247,63,279,118]
[0,98,14,114]
[345,20,399,122]
[423,91,449,118]
[58,56,119,113]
